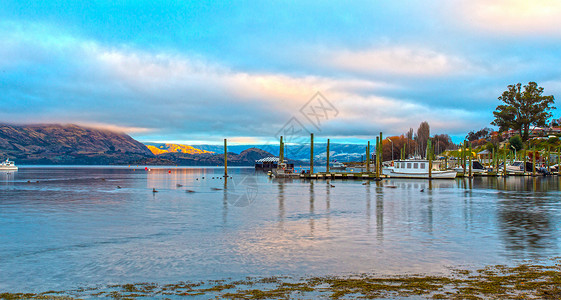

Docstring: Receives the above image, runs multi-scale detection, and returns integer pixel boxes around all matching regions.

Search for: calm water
[1,166,561,293]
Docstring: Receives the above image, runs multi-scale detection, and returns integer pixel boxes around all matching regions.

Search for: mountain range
[0,124,367,165]
[0,124,275,165]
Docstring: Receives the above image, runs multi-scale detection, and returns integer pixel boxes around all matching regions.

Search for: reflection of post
[224,139,228,176]
[309,181,315,234]
[278,180,285,227]
[366,183,371,233]
[222,176,228,226]
[376,189,384,240]
[325,180,330,231]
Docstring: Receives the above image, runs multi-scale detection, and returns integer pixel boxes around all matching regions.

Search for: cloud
[0,21,513,143]
[457,0,561,36]
[327,46,475,76]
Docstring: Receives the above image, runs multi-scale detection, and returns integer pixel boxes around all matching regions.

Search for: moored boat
[330,161,347,170]
[269,162,301,178]
[383,159,456,179]
[0,159,18,171]
[453,160,486,174]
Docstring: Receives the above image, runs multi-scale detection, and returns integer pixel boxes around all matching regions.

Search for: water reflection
[1,167,561,293]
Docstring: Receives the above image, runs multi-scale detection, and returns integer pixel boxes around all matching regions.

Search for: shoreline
[2,261,561,299]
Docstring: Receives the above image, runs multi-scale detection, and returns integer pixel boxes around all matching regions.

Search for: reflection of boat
[383,159,456,179]
[330,162,347,170]
[453,160,486,174]
[0,159,18,171]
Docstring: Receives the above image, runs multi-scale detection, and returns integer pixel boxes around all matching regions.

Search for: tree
[466,127,493,141]
[509,135,523,151]
[416,121,430,158]
[491,82,555,141]
[433,134,453,155]
[551,117,561,127]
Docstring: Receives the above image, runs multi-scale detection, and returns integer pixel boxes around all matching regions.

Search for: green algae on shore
[3,262,561,299]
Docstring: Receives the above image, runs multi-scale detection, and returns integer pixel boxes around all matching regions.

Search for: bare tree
[416,121,430,158]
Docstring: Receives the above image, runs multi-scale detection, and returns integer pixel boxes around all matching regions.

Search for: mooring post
[547,145,551,172]
[279,136,284,166]
[224,138,228,176]
[428,139,432,179]
[469,142,472,178]
[379,132,383,175]
[366,141,370,173]
[532,146,536,176]
[310,133,314,174]
[522,148,526,175]
[495,148,499,175]
[558,146,560,175]
[503,144,507,177]
[375,137,380,179]
[462,141,466,175]
[326,138,330,174]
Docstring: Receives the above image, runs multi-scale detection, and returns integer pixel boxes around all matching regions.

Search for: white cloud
[327,46,475,76]
[457,0,561,36]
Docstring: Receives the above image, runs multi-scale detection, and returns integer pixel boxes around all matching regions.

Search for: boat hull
[383,169,457,179]
[0,166,18,171]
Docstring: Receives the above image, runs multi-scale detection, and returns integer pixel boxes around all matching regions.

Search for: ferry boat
[383,159,456,179]
[0,159,18,171]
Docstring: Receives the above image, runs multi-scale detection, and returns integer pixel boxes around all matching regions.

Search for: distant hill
[0,124,153,164]
[134,147,277,166]
[144,143,214,155]
[189,143,366,162]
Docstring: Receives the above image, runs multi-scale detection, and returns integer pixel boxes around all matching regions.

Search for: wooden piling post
[462,141,466,175]
[428,139,432,179]
[503,144,507,176]
[557,147,561,175]
[547,145,551,172]
[279,136,284,165]
[326,138,330,173]
[523,146,527,174]
[469,142,472,178]
[224,138,228,176]
[532,146,536,176]
[310,133,314,174]
[375,137,380,179]
[366,141,370,173]
[379,132,383,175]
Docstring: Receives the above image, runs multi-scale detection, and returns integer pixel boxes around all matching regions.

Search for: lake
[1,166,560,293]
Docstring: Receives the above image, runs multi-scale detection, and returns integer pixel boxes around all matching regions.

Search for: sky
[1,0,561,145]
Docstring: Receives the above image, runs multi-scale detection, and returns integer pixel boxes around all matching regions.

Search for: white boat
[383,159,456,179]
[269,162,301,178]
[0,159,18,171]
[453,160,486,174]
[502,161,533,173]
[330,162,347,170]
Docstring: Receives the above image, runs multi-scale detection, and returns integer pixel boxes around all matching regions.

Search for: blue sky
[1,0,560,144]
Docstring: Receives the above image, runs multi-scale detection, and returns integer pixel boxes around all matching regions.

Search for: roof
[255,156,279,163]
[477,150,490,155]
